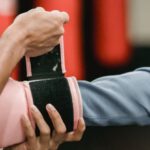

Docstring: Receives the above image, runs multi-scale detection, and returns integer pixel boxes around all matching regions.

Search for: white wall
[128,0,150,45]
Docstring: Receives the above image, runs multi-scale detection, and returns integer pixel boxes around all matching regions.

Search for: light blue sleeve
[78,67,150,126]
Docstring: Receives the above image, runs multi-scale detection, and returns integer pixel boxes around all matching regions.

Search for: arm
[0,28,26,93]
[0,7,69,93]
[78,67,150,126]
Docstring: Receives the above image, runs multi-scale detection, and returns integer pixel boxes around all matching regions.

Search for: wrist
[2,24,28,57]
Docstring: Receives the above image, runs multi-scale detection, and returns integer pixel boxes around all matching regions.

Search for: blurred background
[1,0,150,149]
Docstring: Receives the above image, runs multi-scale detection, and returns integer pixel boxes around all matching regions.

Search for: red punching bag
[35,0,85,79]
[93,0,130,67]
[0,0,20,80]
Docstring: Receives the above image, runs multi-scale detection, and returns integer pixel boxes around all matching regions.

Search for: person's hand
[3,7,69,57]
[5,104,85,150]
[46,104,85,149]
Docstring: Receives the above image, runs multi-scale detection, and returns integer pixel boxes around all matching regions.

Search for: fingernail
[22,115,28,121]
[46,104,55,112]
[31,105,38,112]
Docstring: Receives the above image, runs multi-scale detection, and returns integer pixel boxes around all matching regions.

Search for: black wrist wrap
[28,45,64,80]
[29,77,74,134]
[26,43,76,135]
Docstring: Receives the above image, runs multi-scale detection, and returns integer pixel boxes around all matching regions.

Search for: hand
[46,104,85,149]
[5,104,85,150]
[3,7,69,57]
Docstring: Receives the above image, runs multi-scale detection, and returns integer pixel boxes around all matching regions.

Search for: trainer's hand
[5,104,85,150]
[46,104,85,150]
[3,7,69,57]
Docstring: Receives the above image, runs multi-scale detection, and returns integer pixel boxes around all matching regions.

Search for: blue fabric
[78,67,150,126]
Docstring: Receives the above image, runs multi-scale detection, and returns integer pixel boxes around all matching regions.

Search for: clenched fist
[0,7,69,93]
[3,7,69,57]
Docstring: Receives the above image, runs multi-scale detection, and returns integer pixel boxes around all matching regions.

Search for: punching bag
[0,0,20,80]
[35,0,85,79]
[93,0,130,67]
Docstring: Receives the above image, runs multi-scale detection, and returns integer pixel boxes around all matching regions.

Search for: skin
[5,104,85,150]
[0,7,69,93]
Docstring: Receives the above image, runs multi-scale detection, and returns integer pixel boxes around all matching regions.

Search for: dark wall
[59,126,150,150]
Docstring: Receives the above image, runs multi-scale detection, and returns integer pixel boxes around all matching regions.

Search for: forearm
[78,67,150,126]
[0,28,26,93]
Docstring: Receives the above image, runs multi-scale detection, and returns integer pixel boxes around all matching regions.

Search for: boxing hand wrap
[25,37,83,133]
[0,76,82,148]
[29,77,83,135]
[25,39,66,79]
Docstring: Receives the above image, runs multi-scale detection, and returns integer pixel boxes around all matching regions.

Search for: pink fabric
[23,82,35,129]
[25,56,32,77]
[0,78,34,148]
[60,36,66,73]
[71,77,83,118]
[67,77,83,130]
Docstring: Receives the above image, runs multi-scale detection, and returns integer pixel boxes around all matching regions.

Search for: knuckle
[36,7,45,11]
[61,11,69,22]
[53,20,61,28]
[36,112,44,121]
[34,11,43,17]
[56,127,66,135]
[27,132,35,139]
[35,117,43,126]
[74,135,82,141]
[49,19,60,30]
[50,141,58,150]
[30,9,44,18]
[41,127,50,135]
[81,125,86,132]
[51,10,61,15]
[51,108,59,117]
[59,27,64,35]
[17,13,23,18]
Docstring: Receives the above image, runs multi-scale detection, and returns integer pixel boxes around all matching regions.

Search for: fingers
[46,104,67,149]
[46,104,66,139]
[35,7,45,11]
[60,11,70,23]
[49,10,69,24]
[65,118,86,142]
[21,115,36,147]
[28,8,69,24]
[46,104,85,143]
[46,104,66,133]
[28,7,45,13]
[31,106,51,146]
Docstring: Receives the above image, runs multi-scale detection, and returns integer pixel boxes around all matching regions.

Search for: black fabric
[29,77,74,135]
[28,45,64,80]
[27,44,74,134]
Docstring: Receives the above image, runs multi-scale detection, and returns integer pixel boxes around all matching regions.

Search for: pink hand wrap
[0,78,34,148]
